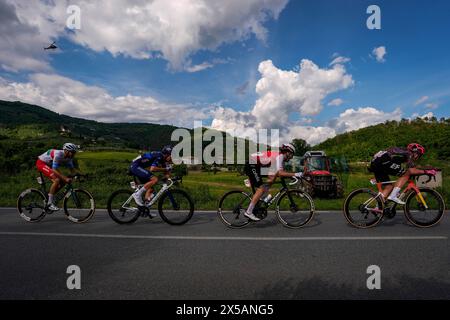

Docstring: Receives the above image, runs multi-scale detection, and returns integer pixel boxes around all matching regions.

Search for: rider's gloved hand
[166,164,173,171]
[64,177,72,184]
[424,169,437,176]
[294,172,303,178]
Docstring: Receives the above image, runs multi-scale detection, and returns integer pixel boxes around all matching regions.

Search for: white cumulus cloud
[0,74,208,127]
[329,56,350,66]
[414,95,429,106]
[1,0,288,72]
[328,98,344,106]
[211,58,355,144]
[328,107,402,133]
[251,59,354,128]
[372,46,387,63]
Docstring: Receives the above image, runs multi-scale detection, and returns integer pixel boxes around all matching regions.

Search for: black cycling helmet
[161,145,173,156]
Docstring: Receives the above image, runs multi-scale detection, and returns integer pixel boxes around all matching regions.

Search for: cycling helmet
[161,145,173,156]
[280,143,296,154]
[407,143,425,156]
[63,143,78,152]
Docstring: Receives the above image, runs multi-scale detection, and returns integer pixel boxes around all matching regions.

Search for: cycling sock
[389,187,401,198]
[48,194,54,204]
[247,202,255,214]
[145,192,155,202]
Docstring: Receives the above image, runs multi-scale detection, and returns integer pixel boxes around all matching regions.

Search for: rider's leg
[144,176,158,201]
[387,168,413,204]
[246,174,276,215]
[381,184,393,199]
[131,166,152,206]
[248,186,266,211]
[48,178,60,204]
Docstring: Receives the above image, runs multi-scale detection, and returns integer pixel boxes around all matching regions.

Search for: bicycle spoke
[64,189,95,223]
[218,191,251,228]
[344,189,384,228]
[158,190,194,225]
[404,188,445,227]
[17,189,47,222]
[277,190,315,228]
[108,190,140,224]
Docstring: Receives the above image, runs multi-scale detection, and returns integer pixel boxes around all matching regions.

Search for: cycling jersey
[374,147,416,168]
[129,152,167,184]
[369,147,415,182]
[249,151,285,171]
[245,151,287,189]
[131,152,166,169]
[38,149,74,169]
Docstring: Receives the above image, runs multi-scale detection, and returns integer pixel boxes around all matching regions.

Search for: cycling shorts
[36,159,57,179]
[244,163,264,189]
[130,165,153,184]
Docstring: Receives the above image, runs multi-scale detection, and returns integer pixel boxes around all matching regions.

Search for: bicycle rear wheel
[64,189,96,223]
[343,188,384,228]
[158,189,194,225]
[17,188,47,222]
[276,190,315,228]
[107,190,140,224]
[218,190,252,228]
[404,188,445,228]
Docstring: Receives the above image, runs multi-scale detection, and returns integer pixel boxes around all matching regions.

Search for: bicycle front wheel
[107,190,140,224]
[64,189,96,223]
[218,190,252,228]
[17,188,47,222]
[276,190,315,228]
[343,188,384,228]
[404,188,445,228]
[158,189,194,225]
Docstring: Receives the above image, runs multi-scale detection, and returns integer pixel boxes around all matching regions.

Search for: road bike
[107,176,194,225]
[343,171,445,228]
[17,173,95,223]
[218,176,315,229]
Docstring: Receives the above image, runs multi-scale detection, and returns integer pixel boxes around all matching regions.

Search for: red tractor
[299,151,344,198]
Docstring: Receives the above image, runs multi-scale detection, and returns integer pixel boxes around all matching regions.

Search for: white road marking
[0,232,446,241]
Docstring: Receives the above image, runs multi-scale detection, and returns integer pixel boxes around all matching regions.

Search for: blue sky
[0,0,449,143]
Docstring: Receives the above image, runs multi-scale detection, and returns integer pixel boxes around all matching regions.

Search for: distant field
[77,151,137,161]
[1,151,448,211]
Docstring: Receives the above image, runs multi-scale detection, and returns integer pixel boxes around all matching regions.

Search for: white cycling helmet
[63,143,78,152]
[280,143,296,154]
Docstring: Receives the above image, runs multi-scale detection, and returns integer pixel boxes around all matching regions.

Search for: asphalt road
[0,207,449,300]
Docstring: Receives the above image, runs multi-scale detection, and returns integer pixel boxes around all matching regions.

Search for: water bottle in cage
[264,194,272,203]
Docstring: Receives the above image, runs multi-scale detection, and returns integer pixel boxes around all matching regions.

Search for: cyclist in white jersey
[36,143,82,211]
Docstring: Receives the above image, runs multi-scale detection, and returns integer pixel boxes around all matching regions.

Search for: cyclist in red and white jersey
[243,143,303,221]
[36,143,82,211]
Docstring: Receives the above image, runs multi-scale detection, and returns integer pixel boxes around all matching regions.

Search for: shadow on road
[255,274,450,299]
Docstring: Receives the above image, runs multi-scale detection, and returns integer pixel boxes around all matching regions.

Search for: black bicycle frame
[38,172,77,205]
[255,178,296,209]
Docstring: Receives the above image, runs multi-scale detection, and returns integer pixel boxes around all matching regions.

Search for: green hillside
[0,100,180,150]
[314,118,450,162]
[0,100,262,174]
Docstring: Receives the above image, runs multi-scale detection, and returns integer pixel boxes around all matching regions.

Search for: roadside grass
[2,151,448,211]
